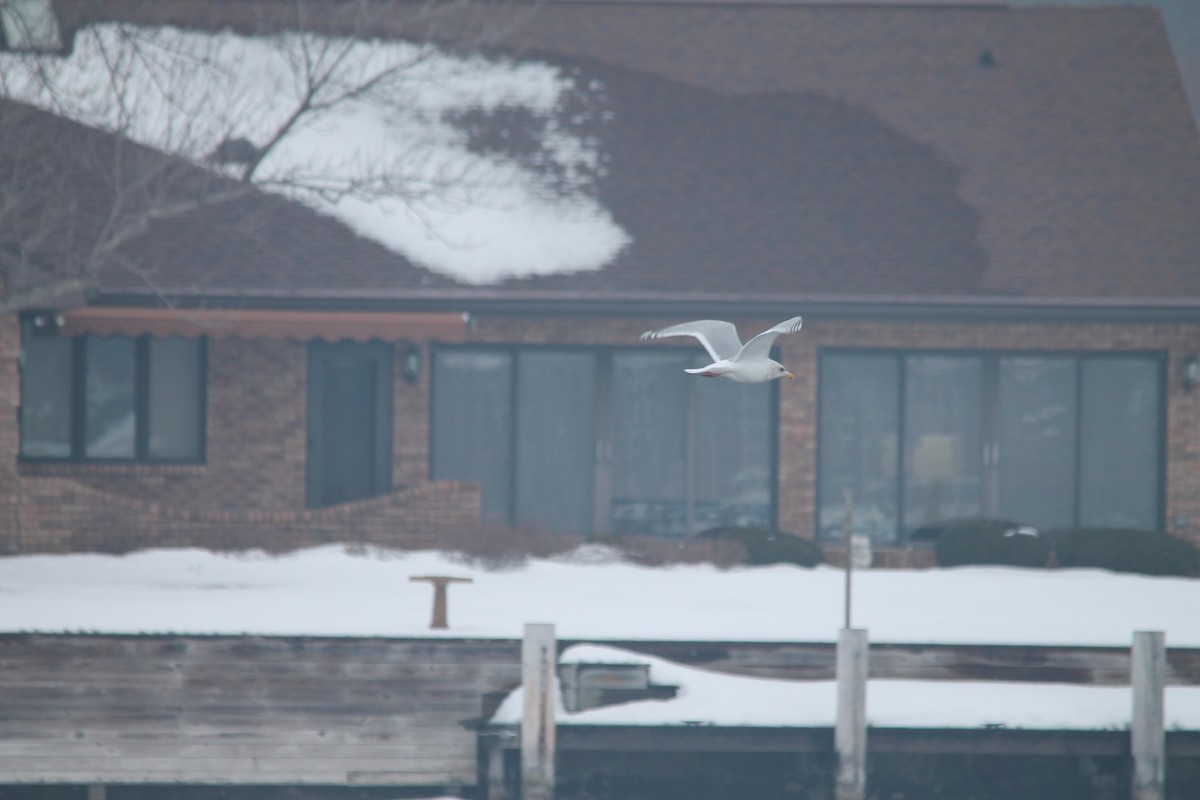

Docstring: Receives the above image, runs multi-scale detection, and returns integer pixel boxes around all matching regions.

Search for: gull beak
[784,371,795,379]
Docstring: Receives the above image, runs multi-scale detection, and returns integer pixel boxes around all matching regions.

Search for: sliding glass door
[611,352,691,536]
[995,357,1077,529]
[514,351,598,533]
[818,350,1163,542]
[903,355,984,532]
[817,354,899,540]
[433,346,776,538]
[1079,358,1161,528]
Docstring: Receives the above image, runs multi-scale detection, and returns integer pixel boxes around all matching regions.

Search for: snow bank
[0,544,1197,646]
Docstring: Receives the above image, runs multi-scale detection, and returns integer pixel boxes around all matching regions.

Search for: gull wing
[639,320,743,362]
[734,316,804,362]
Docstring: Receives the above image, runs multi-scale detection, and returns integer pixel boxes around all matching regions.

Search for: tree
[0,0,615,309]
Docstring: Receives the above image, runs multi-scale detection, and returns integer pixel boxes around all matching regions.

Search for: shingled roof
[45,1,1200,316]
[0,100,456,307]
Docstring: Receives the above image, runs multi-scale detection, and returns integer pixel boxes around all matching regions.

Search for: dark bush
[1050,527,1200,578]
[933,518,1053,568]
[609,534,746,569]
[440,522,586,570]
[697,526,825,567]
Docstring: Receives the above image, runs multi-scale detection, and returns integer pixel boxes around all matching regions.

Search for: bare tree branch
[0,0,602,311]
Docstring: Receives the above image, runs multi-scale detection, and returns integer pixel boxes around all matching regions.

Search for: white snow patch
[0,24,629,283]
[3,545,1200,731]
[491,643,1200,731]
[1,545,1198,646]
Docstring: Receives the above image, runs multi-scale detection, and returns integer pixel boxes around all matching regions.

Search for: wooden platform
[487,724,1200,757]
[0,634,521,787]
[2,633,1198,789]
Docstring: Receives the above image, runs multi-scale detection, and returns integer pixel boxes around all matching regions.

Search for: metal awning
[59,307,469,342]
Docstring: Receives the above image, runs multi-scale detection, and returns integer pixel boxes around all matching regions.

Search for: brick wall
[7,476,481,554]
[0,313,1197,555]
[0,320,473,555]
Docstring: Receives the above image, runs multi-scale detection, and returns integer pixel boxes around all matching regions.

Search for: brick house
[2,0,1199,562]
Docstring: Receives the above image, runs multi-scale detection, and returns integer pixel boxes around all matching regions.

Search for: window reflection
[19,332,71,457]
[430,350,513,523]
[818,354,899,541]
[691,356,773,530]
[19,324,205,462]
[903,356,983,531]
[817,350,1163,542]
[84,337,136,458]
[516,351,597,534]
[1081,359,1160,529]
[148,338,202,459]
[611,352,690,536]
[997,358,1077,528]
[433,346,776,538]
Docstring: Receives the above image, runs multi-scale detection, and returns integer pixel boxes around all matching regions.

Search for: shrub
[608,534,746,569]
[933,518,1053,568]
[440,522,585,570]
[1050,527,1200,578]
[697,526,825,568]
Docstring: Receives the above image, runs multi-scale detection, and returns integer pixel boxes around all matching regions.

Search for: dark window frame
[430,342,782,537]
[19,321,207,464]
[816,347,1167,544]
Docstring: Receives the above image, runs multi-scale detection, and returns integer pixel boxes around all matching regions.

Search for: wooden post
[484,740,512,800]
[410,575,473,629]
[843,488,854,629]
[521,623,557,800]
[835,627,868,800]
[1131,630,1166,800]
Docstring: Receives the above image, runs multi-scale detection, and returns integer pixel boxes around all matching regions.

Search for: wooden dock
[0,634,521,788]
[1,632,1199,796]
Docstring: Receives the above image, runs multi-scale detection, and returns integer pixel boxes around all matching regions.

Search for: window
[817,350,1164,542]
[20,321,205,462]
[431,345,776,538]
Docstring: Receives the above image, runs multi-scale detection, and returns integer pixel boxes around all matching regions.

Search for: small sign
[850,533,873,570]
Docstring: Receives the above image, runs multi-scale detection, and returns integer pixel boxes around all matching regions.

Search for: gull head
[770,360,796,381]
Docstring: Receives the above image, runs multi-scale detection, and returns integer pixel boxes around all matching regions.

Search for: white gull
[639,316,803,383]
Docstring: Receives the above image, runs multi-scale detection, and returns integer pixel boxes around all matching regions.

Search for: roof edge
[531,0,1007,6]
[84,289,1200,324]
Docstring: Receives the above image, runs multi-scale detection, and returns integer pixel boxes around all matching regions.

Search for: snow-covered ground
[1,544,1196,645]
[1,544,1198,731]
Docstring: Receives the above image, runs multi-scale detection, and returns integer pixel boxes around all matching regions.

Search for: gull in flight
[639,316,803,383]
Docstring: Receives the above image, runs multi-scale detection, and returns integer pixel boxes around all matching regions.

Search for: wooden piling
[1131,630,1166,800]
[835,627,869,800]
[842,488,854,630]
[485,741,512,800]
[521,623,557,800]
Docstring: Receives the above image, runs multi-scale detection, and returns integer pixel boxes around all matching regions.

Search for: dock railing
[502,625,1184,800]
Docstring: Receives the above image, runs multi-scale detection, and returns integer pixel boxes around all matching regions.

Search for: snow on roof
[0,23,629,284]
